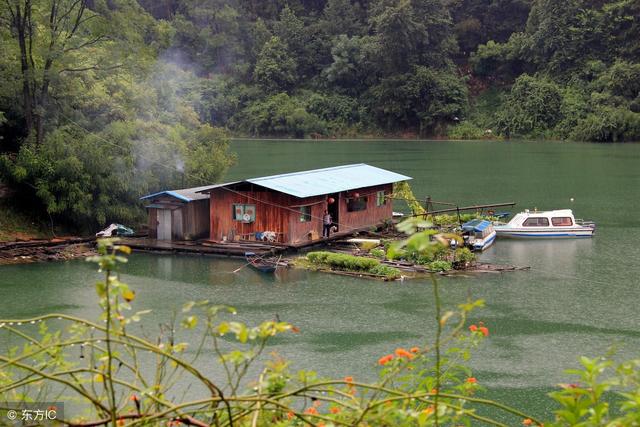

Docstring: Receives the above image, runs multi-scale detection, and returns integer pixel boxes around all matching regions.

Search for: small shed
[198,164,412,245]
[141,186,211,241]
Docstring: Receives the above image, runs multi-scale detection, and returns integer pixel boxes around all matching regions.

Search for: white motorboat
[494,209,595,238]
[461,219,497,251]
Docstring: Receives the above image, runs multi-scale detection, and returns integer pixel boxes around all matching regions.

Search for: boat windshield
[522,217,549,226]
[551,217,573,226]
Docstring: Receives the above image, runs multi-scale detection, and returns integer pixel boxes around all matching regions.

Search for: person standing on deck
[323,210,333,238]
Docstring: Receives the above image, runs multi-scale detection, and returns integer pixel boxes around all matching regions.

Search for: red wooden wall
[206,183,394,244]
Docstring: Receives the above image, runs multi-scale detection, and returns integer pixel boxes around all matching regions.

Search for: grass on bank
[0,200,53,242]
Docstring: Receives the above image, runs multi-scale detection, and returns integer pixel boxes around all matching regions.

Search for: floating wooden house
[198,164,411,245]
[141,186,211,241]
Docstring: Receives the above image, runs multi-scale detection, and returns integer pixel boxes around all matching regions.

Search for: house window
[551,217,573,226]
[376,191,386,206]
[299,206,311,222]
[522,217,549,227]
[347,197,368,212]
[232,204,256,222]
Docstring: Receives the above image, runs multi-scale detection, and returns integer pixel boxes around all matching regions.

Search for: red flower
[330,407,340,414]
[466,377,477,384]
[522,419,533,426]
[479,326,489,337]
[410,347,420,353]
[469,324,478,332]
[378,354,394,365]
[286,411,295,420]
[395,348,414,359]
[344,376,354,383]
[304,407,318,415]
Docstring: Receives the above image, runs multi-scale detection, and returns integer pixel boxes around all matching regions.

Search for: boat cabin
[495,209,596,238]
[141,186,211,241]
[198,164,412,245]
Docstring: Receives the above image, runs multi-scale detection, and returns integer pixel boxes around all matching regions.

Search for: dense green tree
[253,36,298,92]
[496,74,563,136]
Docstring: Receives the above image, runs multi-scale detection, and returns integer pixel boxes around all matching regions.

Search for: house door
[157,209,172,240]
[328,193,339,231]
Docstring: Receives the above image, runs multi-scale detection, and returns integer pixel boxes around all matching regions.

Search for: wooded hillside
[0,0,638,229]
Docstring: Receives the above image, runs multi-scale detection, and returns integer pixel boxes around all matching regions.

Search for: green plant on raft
[369,264,401,279]
[455,247,475,264]
[306,251,380,271]
[360,241,379,252]
[428,260,453,272]
[369,247,386,258]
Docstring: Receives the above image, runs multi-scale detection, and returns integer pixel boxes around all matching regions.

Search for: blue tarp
[462,219,491,232]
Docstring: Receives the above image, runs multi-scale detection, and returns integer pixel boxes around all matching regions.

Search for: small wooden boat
[245,252,278,273]
[461,219,496,251]
[494,209,595,238]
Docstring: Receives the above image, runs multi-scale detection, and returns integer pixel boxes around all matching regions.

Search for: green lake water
[2,139,640,420]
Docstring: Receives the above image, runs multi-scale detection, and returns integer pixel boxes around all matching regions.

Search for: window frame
[299,205,312,222]
[522,217,549,227]
[551,217,573,226]
[347,196,368,212]
[232,203,256,222]
[376,190,386,207]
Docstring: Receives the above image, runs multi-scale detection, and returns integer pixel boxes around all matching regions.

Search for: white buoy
[570,198,574,202]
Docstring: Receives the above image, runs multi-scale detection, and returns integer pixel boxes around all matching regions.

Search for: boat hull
[245,252,278,273]
[494,227,595,238]
[471,231,497,250]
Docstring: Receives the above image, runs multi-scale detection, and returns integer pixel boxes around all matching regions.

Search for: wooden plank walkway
[117,238,286,257]
[118,226,377,257]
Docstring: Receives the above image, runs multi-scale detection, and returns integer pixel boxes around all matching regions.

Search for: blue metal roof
[462,219,491,232]
[244,164,412,198]
[140,184,222,202]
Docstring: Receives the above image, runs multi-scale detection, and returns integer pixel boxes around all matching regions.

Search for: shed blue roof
[462,219,491,232]
[243,164,411,198]
[140,184,225,202]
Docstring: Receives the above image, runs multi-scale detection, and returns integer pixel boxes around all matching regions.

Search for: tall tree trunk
[13,2,35,139]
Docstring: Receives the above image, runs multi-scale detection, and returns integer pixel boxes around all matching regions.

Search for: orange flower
[378,354,394,365]
[422,406,434,415]
[479,326,489,337]
[466,377,477,384]
[395,348,414,359]
[313,399,322,407]
[286,411,295,420]
[469,324,478,332]
[117,419,125,427]
[410,347,420,353]
[344,376,354,383]
[129,395,139,402]
[291,326,301,333]
[430,388,438,394]
[522,419,533,426]
[304,407,318,415]
[330,407,340,414]
[317,423,326,427]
